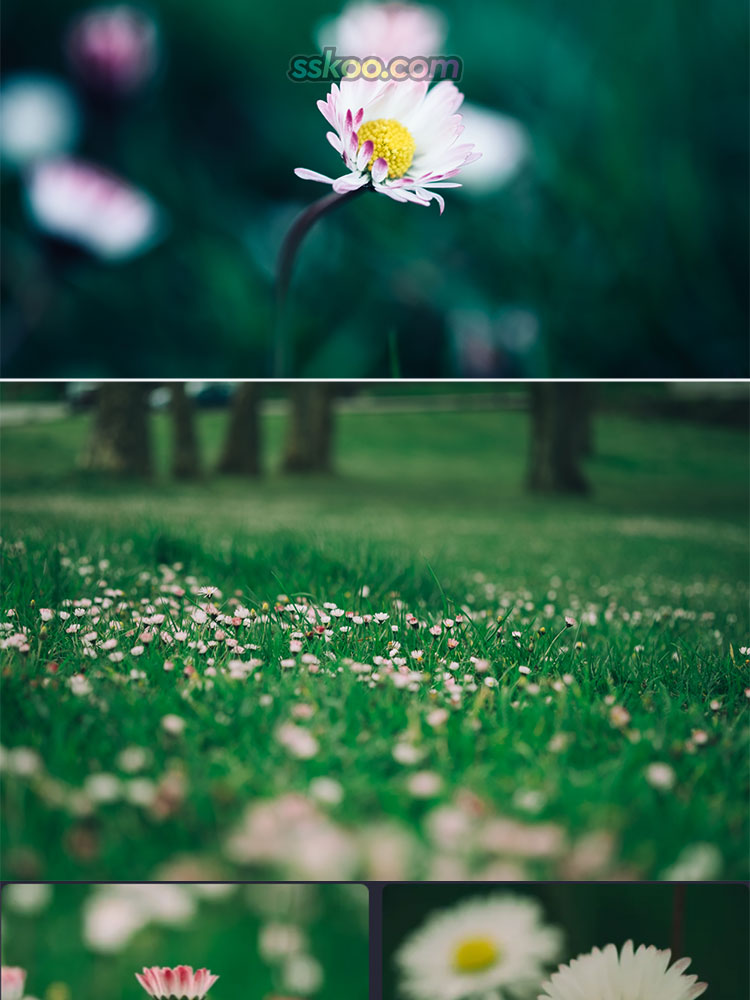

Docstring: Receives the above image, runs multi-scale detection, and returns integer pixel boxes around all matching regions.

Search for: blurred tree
[79,384,152,477]
[216,384,262,476]
[170,384,201,479]
[527,384,591,494]
[282,384,334,473]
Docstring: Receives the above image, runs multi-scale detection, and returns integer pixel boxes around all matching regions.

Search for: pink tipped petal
[294,168,335,185]
[326,131,344,154]
[371,157,389,184]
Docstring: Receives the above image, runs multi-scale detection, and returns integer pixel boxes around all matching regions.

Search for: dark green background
[2,0,748,377]
[382,882,749,1000]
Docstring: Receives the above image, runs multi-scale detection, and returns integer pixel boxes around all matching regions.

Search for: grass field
[0,881,368,1000]
[1,402,748,880]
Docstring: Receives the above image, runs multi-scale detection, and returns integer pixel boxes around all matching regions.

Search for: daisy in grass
[395,894,562,1000]
[538,941,707,1000]
[295,78,480,212]
[136,966,219,999]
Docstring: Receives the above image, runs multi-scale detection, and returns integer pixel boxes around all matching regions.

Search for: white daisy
[395,893,562,1000]
[538,941,708,1000]
[295,78,481,212]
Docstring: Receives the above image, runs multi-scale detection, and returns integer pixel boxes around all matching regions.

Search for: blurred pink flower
[24,158,163,261]
[1,967,26,1000]
[318,1,447,62]
[66,5,159,97]
[136,966,219,999]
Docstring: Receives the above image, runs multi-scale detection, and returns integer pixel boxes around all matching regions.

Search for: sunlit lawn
[1,405,748,880]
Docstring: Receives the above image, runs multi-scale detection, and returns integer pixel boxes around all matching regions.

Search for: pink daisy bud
[66,5,159,97]
[1,967,27,1000]
[136,966,219,999]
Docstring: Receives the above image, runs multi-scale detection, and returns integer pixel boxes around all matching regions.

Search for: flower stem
[274,187,367,377]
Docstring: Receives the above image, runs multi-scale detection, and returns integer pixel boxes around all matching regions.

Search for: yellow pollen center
[453,937,501,974]
[357,118,416,178]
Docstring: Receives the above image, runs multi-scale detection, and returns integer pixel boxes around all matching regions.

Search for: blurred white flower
[69,673,93,696]
[2,882,53,915]
[24,158,164,262]
[5,747,42,777]
[309,776,344,804]
[161,713,186,735]
[276,722,319,759]
[259,922,307,961]
[282,953,324,995]
[539,941,707,1000]
[66,5,160,97]
[0,74,80,169]
[457,104,529,193]
[396,893,561,1000]
[117,745,150,772]
[0,967,26,1000]
[406,770,443,797]
[660,843,723,881]
[84,772,121,803]
[84,884,196,952]
[318,1,447,63]
[645,762,676,790]
[84,892,145,952]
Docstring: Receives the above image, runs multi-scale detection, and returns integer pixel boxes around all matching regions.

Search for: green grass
[1,404,748,880]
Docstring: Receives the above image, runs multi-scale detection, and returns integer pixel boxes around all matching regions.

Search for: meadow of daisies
[1,401,748,881]
[1,881,368,1000]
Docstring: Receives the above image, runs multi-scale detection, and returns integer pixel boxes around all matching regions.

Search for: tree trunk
[170,384,201,480]
[216,383,262,476]
[527,383,591,494]
[282,384,334,473]
[80,383,152,477]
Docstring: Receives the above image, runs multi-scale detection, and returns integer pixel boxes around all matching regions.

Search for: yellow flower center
[357,118,416,178]
[453,936,501,973]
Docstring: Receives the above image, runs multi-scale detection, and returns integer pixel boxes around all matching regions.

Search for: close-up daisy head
[395,893,563,1000]
[135,965,219,999]
[538,941,708,1000]
[295,78,481,212]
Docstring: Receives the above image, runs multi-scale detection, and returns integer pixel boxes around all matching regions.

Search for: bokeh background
[1,881,369,1000]
[1,0,748,378]
[382,883,749,1000]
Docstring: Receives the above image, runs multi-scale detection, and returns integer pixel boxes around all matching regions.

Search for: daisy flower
[395,893,562,1000]
[135,966,219,999]
[1,967,27,1000]
[295,78,481,212]
[538,941,707,1000]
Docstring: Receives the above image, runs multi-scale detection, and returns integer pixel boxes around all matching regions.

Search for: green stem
[274,187,367,377]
